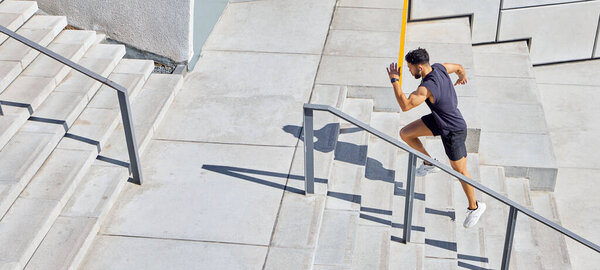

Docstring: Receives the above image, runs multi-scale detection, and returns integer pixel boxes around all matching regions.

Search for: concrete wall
[410,0,600,65]
[34,0,194,63]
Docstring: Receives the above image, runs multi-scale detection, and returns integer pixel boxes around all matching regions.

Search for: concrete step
[0,148,95,269]
[351,112,401,269]
[0,30,95,110]
[0,15,67,93]
[25,161,129,270]
[98,74,184,162]
[0,1,38,44]
[264,85,347,268]
[313,98,372,268]
[478,165,509,268]
[0,42,126,221]
[529,191,573,270]
[453,154,489,269]
[0,122,65,219]
[26,74,184,270]
[475,41,558,191]
[390,141,426,269]
[421,139,458,266]
[285,84,347,195]
[0,42,123,155]
[325,98,372,211]
[504,177,543,269]
[313,209,359,268]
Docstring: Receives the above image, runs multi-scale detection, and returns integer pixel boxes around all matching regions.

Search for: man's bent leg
[400,119,434,160]
[449,156,478,210]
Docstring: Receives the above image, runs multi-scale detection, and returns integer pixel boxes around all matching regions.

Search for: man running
[386,48,486,228]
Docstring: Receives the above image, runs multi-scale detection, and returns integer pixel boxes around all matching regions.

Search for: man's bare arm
[392,83,428,112]
[442,63,468,86]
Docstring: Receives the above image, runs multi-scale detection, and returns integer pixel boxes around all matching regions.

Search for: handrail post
[403,152,417,243]
[0,102,3,116]
[501,206,518,270]
[117,91,143,185]
[303,107,315,194]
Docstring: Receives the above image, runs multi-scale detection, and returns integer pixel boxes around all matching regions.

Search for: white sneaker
[415,160,440,177]
[463,201,486,228]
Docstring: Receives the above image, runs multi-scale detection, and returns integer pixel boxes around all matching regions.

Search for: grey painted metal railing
[0,25,143,185]
[303,103,600,270]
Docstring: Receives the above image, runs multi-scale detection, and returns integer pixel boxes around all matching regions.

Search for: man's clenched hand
[386,62,401,80]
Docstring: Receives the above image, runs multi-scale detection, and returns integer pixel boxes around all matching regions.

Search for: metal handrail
[0,25,143,185]
[303,103,600,270]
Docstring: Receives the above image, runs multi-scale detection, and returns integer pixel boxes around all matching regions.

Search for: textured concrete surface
[34,0,193,62]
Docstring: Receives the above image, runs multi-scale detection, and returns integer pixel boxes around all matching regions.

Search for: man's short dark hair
[405,48,429,65]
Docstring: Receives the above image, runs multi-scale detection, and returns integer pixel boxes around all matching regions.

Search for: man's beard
[414,73,421,79]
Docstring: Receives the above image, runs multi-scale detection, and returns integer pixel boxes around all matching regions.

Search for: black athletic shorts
[421,114,467,161]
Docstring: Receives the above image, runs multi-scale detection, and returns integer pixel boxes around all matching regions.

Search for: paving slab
[498,1,600,64]
[101,140,294,246]
[316,55,395,87]
[183,50,319,102]
[155,95,304,146]
[331,7,402,32]
[81,235,268,270]
[338,0,403,9]
[203,0,335,54]
[324,29,400,58]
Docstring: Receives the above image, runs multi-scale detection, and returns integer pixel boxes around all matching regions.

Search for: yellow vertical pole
[398,0,409,88]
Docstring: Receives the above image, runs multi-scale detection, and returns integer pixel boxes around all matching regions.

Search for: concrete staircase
[266,16,575,270]
[0,2,184,269]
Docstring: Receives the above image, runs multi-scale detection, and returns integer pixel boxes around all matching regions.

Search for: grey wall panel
[498,1,600,64]
[409,0,501,43]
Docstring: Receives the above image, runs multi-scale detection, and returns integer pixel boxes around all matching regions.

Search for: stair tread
[326,98,372,211]
[0,148,94,268]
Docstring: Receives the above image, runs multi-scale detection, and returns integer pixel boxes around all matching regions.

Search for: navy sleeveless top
[419,63,467,135]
